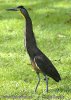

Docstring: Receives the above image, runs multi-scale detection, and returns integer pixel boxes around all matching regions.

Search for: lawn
[0,0,71,100]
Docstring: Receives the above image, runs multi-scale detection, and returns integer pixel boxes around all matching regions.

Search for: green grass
[0,0,71,100]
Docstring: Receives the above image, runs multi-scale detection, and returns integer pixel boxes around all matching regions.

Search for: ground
[0,0,71,100]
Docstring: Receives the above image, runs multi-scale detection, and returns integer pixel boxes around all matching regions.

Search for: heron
[7,6,61,92]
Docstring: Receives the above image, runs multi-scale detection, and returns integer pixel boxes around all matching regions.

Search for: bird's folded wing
[34,56,55,74]
[34,56,61,81]
[34,56,47,72]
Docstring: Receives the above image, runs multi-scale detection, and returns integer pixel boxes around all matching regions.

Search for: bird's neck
[25,16,37,50]
[26,17,33,35]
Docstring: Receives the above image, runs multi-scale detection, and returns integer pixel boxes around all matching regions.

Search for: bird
[7,6,61,92]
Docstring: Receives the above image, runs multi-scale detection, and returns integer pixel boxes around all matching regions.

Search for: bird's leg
[35,72,40,92]
[44,75,48,92]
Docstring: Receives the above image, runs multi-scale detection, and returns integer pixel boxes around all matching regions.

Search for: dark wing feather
[34,55,61,82]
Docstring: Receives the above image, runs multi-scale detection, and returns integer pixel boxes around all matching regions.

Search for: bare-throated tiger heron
[7,6,61,92]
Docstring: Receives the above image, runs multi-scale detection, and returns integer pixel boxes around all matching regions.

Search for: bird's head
[7,6,29,18]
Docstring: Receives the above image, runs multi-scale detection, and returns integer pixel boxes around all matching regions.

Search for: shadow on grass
[50,85,71,93]
[49,77,71,94]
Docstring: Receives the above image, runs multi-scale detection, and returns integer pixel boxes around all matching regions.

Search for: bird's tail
[51,70,61,82]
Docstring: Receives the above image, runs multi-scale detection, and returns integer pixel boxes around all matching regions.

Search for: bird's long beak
[6,7,18,11]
